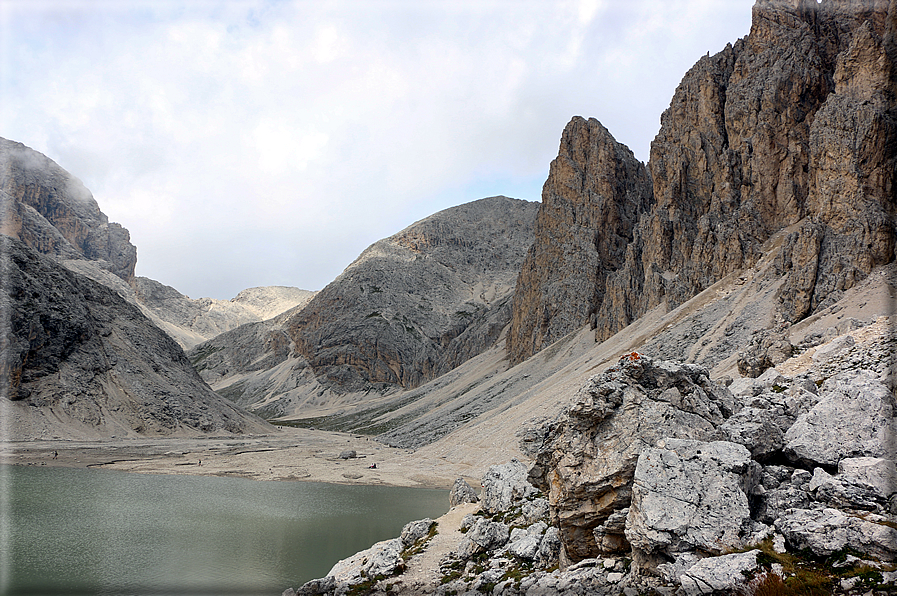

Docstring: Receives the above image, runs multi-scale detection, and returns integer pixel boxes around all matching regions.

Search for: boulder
[776,508,897,561]
[714,406,784,460]
[481,460,537,514]
[678,550,761,596]
[527,355,736,561]
[508,522,548,560]
[784,370,897,468]
[592,508,630,554]
[338,450,357,460]
[326,537,403,584]
[839,457,897,501]
[537,526,561,565]
[455,517,510,559]
[625,439,761,564]
[812,334,856,363]
[399,518,435,549]
[449,478,479,507]
[809,467,892,513]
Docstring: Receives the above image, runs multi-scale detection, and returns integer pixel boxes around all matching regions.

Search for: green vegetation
[188,344,223,370]
[400,521,438,562]
[737,538,897,596]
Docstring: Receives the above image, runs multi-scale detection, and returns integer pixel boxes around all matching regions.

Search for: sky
[1,0,754,300]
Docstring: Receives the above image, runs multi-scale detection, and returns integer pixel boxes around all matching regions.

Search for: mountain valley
[2,0,896,594]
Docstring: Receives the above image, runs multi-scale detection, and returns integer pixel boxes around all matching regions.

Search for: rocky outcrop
[0,137,137,281]
[522,346,897,590]
[509,0,897,362]
[0,236,271,439]
[507,118,652,364]
[525,354,736,562]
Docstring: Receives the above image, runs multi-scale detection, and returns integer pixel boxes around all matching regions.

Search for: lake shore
[0,426,467,490]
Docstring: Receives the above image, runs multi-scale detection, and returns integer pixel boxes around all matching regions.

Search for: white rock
[625,440,759,557]
[773,533,787,553]
[784,370,897,467]
[809,467,834,492]
[327,537,402,584]
[839,457,897,498]
[607,572,624,582]
[812,334,855,363]
[678,550,760,596]
[481,459,537,514]
[775,508,897,561]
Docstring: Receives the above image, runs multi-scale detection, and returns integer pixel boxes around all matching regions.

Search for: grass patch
[737,539,897,595]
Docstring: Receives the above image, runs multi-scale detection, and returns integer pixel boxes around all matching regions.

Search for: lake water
[0,465,448,596]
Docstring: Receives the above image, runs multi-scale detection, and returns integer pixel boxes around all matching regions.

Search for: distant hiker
[53,451,58,459]
[198,460,202,466]
[368,463,377,469]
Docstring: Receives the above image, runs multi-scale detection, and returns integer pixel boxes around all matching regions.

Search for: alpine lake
[1,464,448,595]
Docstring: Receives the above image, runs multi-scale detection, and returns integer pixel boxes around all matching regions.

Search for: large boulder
[449,478,480,507]
[625,439,761,567]
[326,537,403,585]
[776,508,897,562]
[678,550,761,596]
[784,370,897,468]
[481,459,538,514]
[455,518,510,559]
[526,354,736,561]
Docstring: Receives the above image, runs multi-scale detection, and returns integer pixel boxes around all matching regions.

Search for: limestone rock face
[507,118,652,364]
[0,236,270,439]
[282,196,538,393]
[606,0,896,337]
[509,1,896,361]
[0,137,137,281]
[526,354,736,562]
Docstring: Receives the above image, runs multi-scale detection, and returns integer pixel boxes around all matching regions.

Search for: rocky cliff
[507,118,653,364]
[193,196,539,413]
[0,137,138,281]
[0,236,271,439]
[509,0,897,360]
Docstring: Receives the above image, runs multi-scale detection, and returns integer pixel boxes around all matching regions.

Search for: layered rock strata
[0,236,270,439]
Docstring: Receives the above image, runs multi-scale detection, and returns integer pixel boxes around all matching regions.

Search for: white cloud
[1,0,754,299]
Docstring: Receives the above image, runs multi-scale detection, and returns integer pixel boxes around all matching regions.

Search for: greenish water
[0,465,447,596]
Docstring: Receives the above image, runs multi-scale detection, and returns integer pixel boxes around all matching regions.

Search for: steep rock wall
[599,0,896,338]
[509,0,896,360]
[507,118,652,364]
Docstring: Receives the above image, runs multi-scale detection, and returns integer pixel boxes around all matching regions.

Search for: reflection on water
[1,465,447,596]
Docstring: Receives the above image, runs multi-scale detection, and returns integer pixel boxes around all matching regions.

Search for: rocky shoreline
[285,337,896,595]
